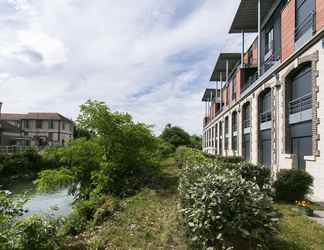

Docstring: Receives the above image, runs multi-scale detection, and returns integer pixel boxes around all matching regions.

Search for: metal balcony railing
[260,111,272,123]
[289,93,312,114]
[243,119,251,128]
[295,11,315,41]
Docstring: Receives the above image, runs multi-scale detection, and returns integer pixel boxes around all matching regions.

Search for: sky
[0,0,255,135]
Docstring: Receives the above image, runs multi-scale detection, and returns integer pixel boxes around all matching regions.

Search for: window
[243,102,251,128]
[232,78,237,101]
[48,120,54,129]
[36,120,42,129]
[232,111,238,151]
[295,0,315,41]
[23,120,29,129]
[225,117,229,135]
[287,64,313,169]
[265,28,274,56]
[62,122,65,130]
[48,132,54,141]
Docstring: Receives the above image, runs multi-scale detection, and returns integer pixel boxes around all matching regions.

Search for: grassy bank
[67,157,187,250]
[64,157,324,250]
[271,203,324,250]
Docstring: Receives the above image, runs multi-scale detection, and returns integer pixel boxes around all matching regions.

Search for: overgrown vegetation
[1,101,324,250]
[177,148,277,250]
[0,148,45,179]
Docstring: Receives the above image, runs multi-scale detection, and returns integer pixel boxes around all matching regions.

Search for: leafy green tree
[73,126,93,139]
[160,125,191,148]
[36,100,159,198]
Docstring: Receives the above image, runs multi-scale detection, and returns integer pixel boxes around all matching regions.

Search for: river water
[1,178,74,218]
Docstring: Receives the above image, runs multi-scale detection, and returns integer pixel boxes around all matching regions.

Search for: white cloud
[0,0,243,135]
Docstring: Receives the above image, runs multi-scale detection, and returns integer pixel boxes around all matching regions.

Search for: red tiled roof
[1,113,73,123]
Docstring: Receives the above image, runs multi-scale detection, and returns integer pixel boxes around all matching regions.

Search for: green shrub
[273,169,313,202]
[222,162,271,191]
[179,148,277,250]
[15,216,64,250]
[0,148,46,178]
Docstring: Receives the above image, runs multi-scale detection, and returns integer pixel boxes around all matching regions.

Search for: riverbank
[56,157,324,250]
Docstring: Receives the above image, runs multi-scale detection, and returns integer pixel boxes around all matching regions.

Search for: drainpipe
[257,0,261,76]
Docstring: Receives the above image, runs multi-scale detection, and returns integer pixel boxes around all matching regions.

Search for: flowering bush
[178,148,278,250]
[296,200,312,209]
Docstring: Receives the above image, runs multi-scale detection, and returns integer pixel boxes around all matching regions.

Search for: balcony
[243,119,251,128]
[289,93,312,115]
[260,111,272,123]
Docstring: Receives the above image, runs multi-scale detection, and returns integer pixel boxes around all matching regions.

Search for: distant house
[0,120,30,146]
[1,113,74,146]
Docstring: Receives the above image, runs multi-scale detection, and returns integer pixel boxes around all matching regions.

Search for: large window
[243,102,251,128]
[287,64,313,169]
[242,102,251,160]
[232,111,238,151]
[259,89,272,167]
[295,0,315,41]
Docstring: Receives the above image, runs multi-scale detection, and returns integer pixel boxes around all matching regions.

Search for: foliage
[14,216,64,250]
[36,100,160,199]
[156,139,176,159]
[73,126,93,139]
[160,125,191,148]
[35,169,75,193]
[0,148,45,178]
[221,161,272,191]
[273,169,313,203]
[178,148,277,250]
[189,135,202,150]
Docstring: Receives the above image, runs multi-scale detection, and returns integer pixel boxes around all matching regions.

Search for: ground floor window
[289,121,312,170]
[259,129,271,167]
[242,133,251,160]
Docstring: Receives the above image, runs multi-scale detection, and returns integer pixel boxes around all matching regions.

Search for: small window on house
[62,122,65,130]
[23,120,29,129]
[36,120,42,129]
[48,120,54,129]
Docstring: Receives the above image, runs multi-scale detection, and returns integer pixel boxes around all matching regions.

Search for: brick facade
[316,0,324,31]
[281,0,295,61]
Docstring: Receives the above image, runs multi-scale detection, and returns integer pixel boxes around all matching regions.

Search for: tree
[190,135,202,150]
[160,125,191,148]
[36,100,159,198]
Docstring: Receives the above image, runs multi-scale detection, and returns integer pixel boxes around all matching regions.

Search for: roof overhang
[210,53,241,81]
[202,88,219,102]
[229,0,276,34]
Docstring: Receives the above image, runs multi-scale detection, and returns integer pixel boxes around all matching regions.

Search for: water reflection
[1,178,74,218]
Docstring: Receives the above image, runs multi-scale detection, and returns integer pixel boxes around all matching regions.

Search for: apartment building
[2,113,74,146]
[202,0,324,200]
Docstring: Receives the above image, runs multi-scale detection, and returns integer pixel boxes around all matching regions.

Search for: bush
[0,148,45,178]
[222,162,271,191]
[179,148,277,250]
[273,169,313,202]
[14,216,64,250]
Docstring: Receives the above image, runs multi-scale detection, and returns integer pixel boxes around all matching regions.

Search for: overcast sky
[0,0,254,135]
